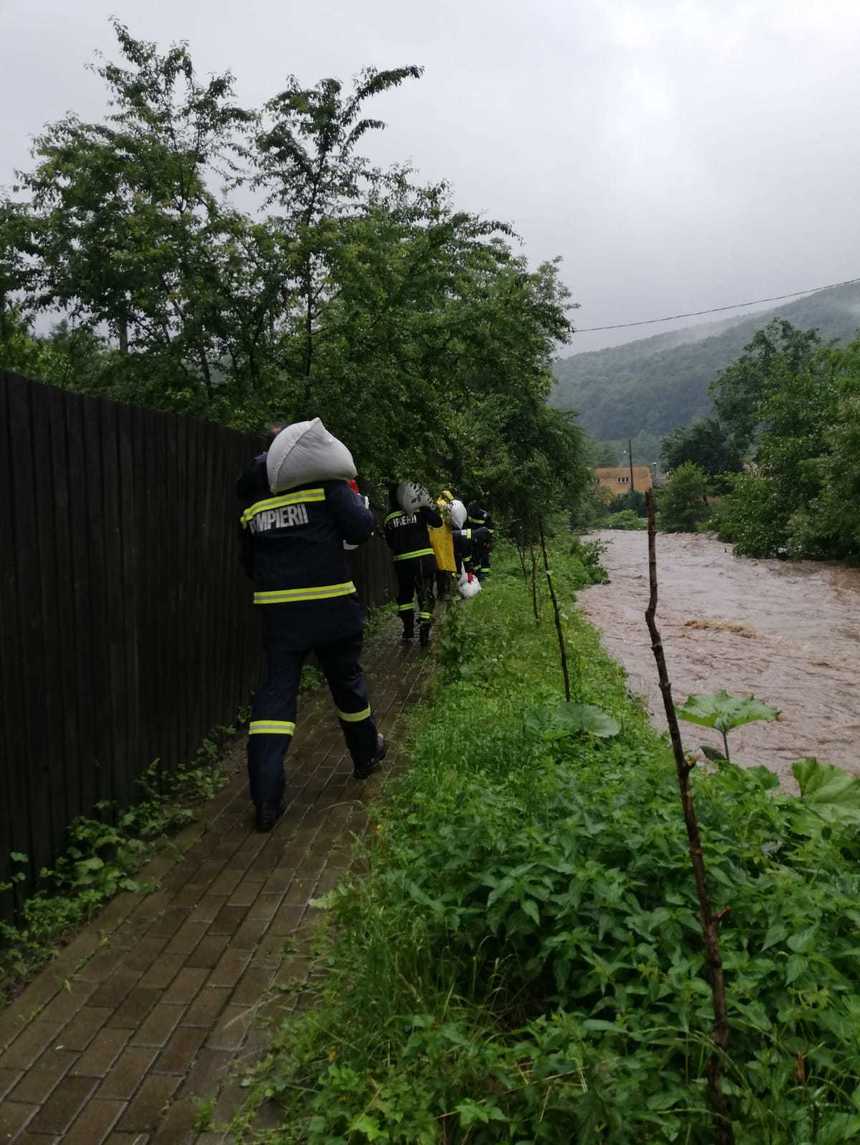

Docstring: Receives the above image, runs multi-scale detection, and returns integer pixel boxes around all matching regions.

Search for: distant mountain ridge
[551,282,860,439]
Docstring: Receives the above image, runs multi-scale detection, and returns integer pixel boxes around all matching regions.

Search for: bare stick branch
[644,491,734,1145]
[538,520,571,703]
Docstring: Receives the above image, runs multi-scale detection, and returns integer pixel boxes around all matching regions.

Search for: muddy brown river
[580,530,860,785]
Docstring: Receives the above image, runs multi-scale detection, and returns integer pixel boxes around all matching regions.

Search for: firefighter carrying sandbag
[237,418,385,832]
[384,483,442,646]
[466,499,494,580]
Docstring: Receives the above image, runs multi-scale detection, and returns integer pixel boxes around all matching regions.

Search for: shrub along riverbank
[240,543,860,1144]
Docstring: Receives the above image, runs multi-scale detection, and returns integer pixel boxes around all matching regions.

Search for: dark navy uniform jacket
[237,456,375,648]
[383,505,442,561]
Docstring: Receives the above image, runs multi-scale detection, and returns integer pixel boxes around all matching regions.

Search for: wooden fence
[0,371,396,911]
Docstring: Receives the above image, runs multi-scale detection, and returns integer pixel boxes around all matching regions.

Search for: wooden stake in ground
[644,490,734,1145]
[529,545,541,623]
[538,521,571,702]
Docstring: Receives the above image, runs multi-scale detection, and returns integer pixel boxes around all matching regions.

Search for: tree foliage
[657,462,710,533]
[713,328,860,559]
[1,23,585,520]
[660,416,742,481]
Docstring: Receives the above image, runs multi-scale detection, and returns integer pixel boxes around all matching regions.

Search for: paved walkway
[0,618,431,1144]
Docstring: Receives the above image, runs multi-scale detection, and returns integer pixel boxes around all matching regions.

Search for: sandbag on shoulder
[396,482,433,514]
[267,418,357,493]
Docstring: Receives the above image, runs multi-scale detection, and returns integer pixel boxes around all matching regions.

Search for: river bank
[582,529,860,783]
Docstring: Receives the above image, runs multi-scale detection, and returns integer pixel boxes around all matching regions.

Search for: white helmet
[267,418,356,493]
[448,499,467,529]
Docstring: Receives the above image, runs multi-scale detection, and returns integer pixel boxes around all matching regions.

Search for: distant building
[594,465,653,498]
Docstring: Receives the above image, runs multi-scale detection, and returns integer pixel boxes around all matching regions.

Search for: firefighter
[430,488,457,600]
[384,483,442,646]
[448,499,491,587]
[466,499,494,580]
[237,420,385,832]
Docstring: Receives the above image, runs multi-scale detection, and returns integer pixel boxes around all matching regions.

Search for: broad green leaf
[526,701,621,741]
[786,954,807,984]
[792,758,860,823]
[677,691,779,734]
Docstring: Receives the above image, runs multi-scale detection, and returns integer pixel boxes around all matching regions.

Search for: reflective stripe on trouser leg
[416,553,436,628]
[248,642,303,808]
[395,561,417,632]
[316,633,378,767]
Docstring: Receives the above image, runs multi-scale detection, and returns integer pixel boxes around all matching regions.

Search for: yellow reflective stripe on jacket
[253,581,356,604]
[336,705,371,723]
[241,488,326,526]
[384,511,404,524]
[249,720,296,736]
[397,602,413,612]
[393,548,434,562]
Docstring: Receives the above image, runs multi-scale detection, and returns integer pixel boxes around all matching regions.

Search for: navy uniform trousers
[248,608,378,809]
[395,553,436,636]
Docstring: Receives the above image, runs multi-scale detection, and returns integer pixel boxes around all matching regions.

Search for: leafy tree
[660,416,742,481]
[254,65,422,390]
[657,461,710,532]
[711,319,821,455]
[14,21,253,396]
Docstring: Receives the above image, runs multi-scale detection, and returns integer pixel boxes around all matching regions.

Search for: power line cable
[573,276,860,333]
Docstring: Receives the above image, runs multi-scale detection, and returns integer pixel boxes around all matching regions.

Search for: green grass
[236,544,860,1144]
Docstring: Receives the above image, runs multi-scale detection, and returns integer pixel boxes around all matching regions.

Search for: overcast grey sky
[2,0,859,352]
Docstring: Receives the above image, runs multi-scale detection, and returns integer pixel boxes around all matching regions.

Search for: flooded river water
[580,530,860,785]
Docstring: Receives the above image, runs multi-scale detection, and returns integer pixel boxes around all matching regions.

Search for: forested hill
[551,281,860,438]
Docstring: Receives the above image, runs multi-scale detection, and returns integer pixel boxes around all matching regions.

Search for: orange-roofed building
[594,465,653,500]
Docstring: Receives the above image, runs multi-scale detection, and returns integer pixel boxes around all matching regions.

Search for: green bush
[239,547,860,1143]
[603,508,646,530]
[658,461,711,533]
[714,472,788,557]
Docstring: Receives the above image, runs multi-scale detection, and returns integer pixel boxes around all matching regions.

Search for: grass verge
[237,541,860,1144]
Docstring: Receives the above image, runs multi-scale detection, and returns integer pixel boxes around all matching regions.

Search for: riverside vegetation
[235,541,860,1144]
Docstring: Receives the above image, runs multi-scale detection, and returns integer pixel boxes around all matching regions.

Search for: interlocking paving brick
[62,1097,125,1145]
[183,935,229,971]
[89,969,144,1011]
[207,905,247,936]
[152,1028,207,1077]
[0,1021,64,1072]
[115,1075,181,1132]
[96,1046,158,1100]
[160,969,208,1008]
[59,1006,113,1052]
[130,1005,185,1049]
[206,949,250,990]
[107,988,162,1030]
[0,1069,22,1101]
[27,1075,98,1135]
[70,1028,131,1079]
[181,989,230,1030]
[0,1099,37,1139]
[8,1049,78,1103]
[138,957,185,992]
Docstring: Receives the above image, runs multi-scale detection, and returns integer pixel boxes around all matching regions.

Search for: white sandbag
[267,418,356,493]
[396,482,433,514]
[448,499,467,529]
[458,571,482,599]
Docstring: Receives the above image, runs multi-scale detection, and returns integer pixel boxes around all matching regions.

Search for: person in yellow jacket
[429,488,458,599]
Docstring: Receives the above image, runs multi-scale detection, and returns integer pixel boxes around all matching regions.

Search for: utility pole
[628,437,635,493]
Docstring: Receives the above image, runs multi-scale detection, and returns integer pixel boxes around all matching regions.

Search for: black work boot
[255,801,285,833]
[401,625,414,644]
[353,734,387,780]
[419,622,432,647]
